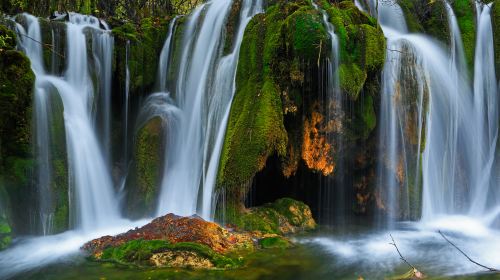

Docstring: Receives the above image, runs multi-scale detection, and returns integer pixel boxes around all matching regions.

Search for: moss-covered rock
[217,8,289,192]
[83,214,254,269]
[125,117,163,217]
[321,0,385,100]
[226,198,316,235]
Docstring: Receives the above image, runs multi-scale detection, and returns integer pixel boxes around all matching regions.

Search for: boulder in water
[82,214,254,269]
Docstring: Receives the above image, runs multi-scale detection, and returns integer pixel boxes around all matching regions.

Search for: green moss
[259,237,290,249]
[351,94,376,140]
[218,10,288,191]
[126,117,163,218]
[0,215,11,250]
[225,198,316,234]
[235,207,282,234]
[320,1,385,100]
[100,239,242,269]
[268,197,316,229]
[397,0,450,44]
[339,63,366,100]
[284,7,327,60]
[113,17,169,97]
[452,0,475,72]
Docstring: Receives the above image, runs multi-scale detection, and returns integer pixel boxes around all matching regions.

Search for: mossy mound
[227,198,316,235]
[125,117,164,218]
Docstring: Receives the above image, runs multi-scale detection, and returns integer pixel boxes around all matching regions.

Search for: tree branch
[389,234,416,270]
[438,231,499,273]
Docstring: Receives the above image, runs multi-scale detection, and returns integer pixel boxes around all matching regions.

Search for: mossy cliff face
[0,24,36,236]
[125,117,164,218]
[218,0,385,216]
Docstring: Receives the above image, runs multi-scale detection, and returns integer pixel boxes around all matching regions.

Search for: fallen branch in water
[389,234,425,279]
[438,230,500,273]
[390,234,417,270]
[18,33,65,59]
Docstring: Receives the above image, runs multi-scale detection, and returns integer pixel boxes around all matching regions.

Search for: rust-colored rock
[82,214,253,257]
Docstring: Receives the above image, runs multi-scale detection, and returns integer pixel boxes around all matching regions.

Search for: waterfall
[15,14,120,232]
[157,17,179,92]
[200,0,263,219]
[91,22,114,165]
[15,14,55,234]
[156,0,263,219]
[468,3,498,216]
[375,0,499,225]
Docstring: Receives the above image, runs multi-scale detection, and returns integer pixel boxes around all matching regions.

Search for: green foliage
[101,239,242,269]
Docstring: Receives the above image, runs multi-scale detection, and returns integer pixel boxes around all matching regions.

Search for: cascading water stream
[156,0,263,219]
[200,0,263,219]
[15,14,120,232]
[372,0,499,226]
[310,0,343,225]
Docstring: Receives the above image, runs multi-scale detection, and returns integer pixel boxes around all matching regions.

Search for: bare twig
[389,234,416,270]
[438,230,500,273]
[18,33,65,59]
